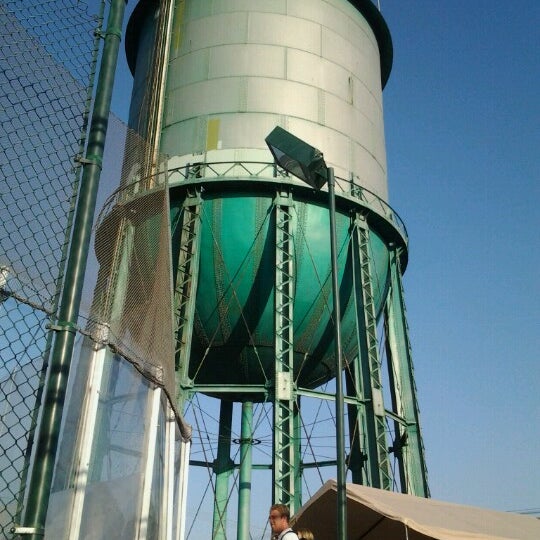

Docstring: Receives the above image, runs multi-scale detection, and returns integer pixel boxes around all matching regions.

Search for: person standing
[268,504,299,540]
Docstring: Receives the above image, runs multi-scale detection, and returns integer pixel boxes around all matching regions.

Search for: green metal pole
[237,401,253,540]
[20,2,126,537]
[328,168,347,540]
[273,190,297,509]
[293,404,302,512]
[213,400,233,540]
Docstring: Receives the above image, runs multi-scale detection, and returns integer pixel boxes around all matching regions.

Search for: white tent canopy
[291,480,540,540]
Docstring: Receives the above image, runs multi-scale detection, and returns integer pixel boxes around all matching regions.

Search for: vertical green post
[273,190,297,509]
[20,1,126,537]
[352,214,391,489]
[212,400,233,540]
[345,362,366,485]
[174,191,202,412]
[237,401,253,540]
[293,407,302,510]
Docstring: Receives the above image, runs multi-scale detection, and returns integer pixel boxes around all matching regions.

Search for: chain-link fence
[0,1,102,535]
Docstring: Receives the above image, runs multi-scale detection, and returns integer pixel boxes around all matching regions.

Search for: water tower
[121,0,428,536]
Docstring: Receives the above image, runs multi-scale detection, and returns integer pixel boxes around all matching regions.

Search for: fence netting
[1,1,186,537]
[82,125,178,410]
[1,1,101,535]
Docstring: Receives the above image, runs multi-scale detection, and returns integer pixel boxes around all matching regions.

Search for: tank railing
[337,175,408,240]
[170,161,408,242]
[100,160,407,242]
[170,160,286,182]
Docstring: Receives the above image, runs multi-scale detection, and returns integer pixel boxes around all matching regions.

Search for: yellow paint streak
[172,0,185,54]
[206,118,220,151]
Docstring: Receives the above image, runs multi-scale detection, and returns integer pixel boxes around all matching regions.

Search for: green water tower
[121,0,429,536]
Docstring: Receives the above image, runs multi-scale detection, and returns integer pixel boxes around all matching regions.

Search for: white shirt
[276,528,299,540]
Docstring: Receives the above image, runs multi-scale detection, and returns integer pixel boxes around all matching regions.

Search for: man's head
[268,504,290,535]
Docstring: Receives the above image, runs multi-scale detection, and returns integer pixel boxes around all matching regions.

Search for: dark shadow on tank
[298,237,355,386]
[188,207,276,388]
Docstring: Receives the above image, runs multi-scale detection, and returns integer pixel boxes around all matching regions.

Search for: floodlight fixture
[265,126,328,189]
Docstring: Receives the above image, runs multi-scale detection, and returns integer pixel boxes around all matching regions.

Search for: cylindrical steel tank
[125,0,400,398]
[128,0,392,199]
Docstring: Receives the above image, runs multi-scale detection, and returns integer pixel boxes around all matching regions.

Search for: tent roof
[291,480,540,540]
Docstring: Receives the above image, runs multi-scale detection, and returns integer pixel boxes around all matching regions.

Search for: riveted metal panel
[286,49,350,103]
[161,117,206,157]
[352,75,383,125]
[290,0,377,53]
[246,78,320,123]
[167,48,210,90]
[351,140,387,198]
[209,44,285,79]
[183,1,212,19]
[248,13,322,54]
[213,0,286,14]
[179,12,249,53]
[321,25,380,95]
[167,78,246,122]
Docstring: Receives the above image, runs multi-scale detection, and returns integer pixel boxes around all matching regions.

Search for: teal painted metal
[385,249,430,496]
[345,357,367,484]
[351,214,391,489]
[172,188,203,410]
[237,402,253,540]
[346,216,371,485]
[173,191,392,397]
[20,1,126,537]
[166,176,415,533]
[266,132,347,537]
[293,405,302,510]
[212,400,233,540]
[273,191,298,510]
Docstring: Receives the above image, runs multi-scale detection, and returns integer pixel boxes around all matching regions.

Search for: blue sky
[111,0,539,516]
[380,0,540,512]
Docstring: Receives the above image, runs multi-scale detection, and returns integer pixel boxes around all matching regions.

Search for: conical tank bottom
[171,191,390,401]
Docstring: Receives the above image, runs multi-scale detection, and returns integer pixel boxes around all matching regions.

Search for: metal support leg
[212,400,233,540]
[351,214,391,489]
[273,191,299,511]
[345,359,366,484]
[237,401,253,540]
[385,248,429,496]
[173,189,202,411]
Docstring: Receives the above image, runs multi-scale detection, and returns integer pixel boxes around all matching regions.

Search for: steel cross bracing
[351,214,391,489]
[273,190,300,511]
[173,188,202,410]
[384,248,430,496]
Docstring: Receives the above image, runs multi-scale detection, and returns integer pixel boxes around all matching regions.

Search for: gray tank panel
[131,0,390,200]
